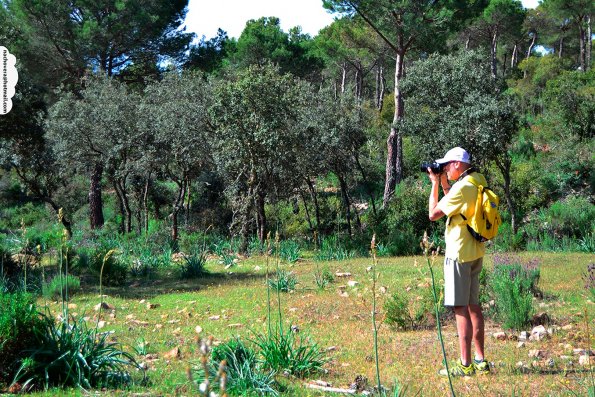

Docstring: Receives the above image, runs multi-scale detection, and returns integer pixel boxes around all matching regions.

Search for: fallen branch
[305,383,356,394]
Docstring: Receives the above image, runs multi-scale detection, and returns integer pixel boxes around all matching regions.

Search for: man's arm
[428,170,448,221]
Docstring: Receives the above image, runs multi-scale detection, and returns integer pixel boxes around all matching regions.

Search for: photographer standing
[427,147,490,376]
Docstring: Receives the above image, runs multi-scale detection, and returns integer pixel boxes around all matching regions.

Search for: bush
[314,266,334,290]
[42,275,81,301]
[13,314,143,390]
[584,263,595,301]
[279,240,301,263]
[0,291,41,385]
[314,235,356,261]
[384,285,445,330]
[268,269,297,292]
[254,327,326,378]
[212,338,278,396]
[88,244,127,287]
[490,254,540,330]
[181,251,208,278]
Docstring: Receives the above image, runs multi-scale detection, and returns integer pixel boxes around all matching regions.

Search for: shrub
[0,291,41,385]
[490,254,540,330]
[42,275,81,301]
[13,314,143,390]
[254,327,326,378]
[314,235,356,261]
[268,269,297,292]
[384,286,444,330]
[279,240,300,263]
[209,337,278,396]
[88,245,127,286]
[314,266,334,290]
[181,251,208,278]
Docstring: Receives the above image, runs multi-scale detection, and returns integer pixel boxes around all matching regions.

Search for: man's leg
[469,304,485,360]
[454,305,472,365]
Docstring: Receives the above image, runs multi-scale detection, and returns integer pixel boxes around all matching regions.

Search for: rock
[195,325,203,334]
[97,320,106,329]
[208,315,221,320]
[529,325,549,341]
[531,312,551,326]
[147,303,160,309]
[519,331,530,341]
[347,280,359,287]
[163,347,180,360]
[579,355,592,366]
[562,324,573,331]
[94,302,115,311]
[406,287,412,292]
[493,331,507,341]
[228,323,243,328]
[326,346,337,352]
[517,342,525,348]
[379,286,387,294]
[336,272,352,277]
[528,349,545,358]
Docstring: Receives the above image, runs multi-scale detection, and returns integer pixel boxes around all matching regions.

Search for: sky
[185,0,540,41]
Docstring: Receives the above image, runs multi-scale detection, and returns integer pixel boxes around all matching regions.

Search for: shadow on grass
[81,271,269,300]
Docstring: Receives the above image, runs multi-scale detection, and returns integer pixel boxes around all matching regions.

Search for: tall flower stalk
[265,232,272,337]
[421,231,455,397]
[370,234,382,392]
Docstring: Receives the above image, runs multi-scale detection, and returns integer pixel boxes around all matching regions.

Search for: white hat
[436,147,471,164]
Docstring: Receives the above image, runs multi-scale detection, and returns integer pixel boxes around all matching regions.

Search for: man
[427,147,490,376]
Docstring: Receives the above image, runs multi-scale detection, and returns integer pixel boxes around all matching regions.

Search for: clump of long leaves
[195,337,278,396]
[279,240,300,263]
[254,326,326,378]
[314,235,355,261]
[267,269,297,292]
[181,250,208,278]
[13,313,143,391]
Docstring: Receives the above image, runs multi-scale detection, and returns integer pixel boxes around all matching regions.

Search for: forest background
[0,0,593,258]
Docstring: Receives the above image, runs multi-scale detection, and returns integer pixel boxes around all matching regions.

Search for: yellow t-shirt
[437,172,486,262]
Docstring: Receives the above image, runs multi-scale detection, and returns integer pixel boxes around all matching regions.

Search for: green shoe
[439,360,475,377]
[473,359,490,374]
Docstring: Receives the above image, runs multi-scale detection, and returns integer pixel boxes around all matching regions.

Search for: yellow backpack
[464,175,501,242]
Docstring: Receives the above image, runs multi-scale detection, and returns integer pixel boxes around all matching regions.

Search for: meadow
[9,247,593,396]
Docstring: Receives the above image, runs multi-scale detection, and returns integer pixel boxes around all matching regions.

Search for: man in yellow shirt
[427,147,490,376]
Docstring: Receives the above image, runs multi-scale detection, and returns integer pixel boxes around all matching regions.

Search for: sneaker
[473,358,490,374]
[439,360,475,377]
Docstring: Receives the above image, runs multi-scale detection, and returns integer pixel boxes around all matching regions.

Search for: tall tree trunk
[170,177,187,243]
[185,176,191,226]
[89,163,105,229]
[511,44,518,69]
[495,156,517,234]
[171,208,179,243]
[113,179,126,233]
[143,177,150,235]
[299,190,314,233]
[383,51,405,207]
[305,178,321,232]
[341,63,347,94]
[465,35,470,50]
[559,37,564,58]
[117,178,132,233]
[524,34,536,78]
[491,31,498,79]
[337,174,352,237]
[375,64,385,111]
[578,16,586,71]
[587,15,592,71]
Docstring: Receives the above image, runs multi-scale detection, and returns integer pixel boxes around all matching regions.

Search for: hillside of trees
[0,0,593,256]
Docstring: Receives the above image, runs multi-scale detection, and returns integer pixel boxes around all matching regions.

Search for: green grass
[8,251,595,396]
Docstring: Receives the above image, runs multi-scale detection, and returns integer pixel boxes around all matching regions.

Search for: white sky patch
[184,0,539,41]
[184,0,336,40]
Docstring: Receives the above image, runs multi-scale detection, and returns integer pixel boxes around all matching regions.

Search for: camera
[420,161,445,174]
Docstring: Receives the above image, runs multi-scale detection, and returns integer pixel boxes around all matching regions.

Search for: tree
[137,72,213,242]
[209,64,312,250]
[542,0,594,71]
[46,76,140,231]
[323,0,455,207]
[186,29,236,74]
[402,50,519,231]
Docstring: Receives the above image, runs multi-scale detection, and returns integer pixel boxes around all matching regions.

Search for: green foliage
[268,269,298,293]
[211,338,278,396]
[584,263,595,301]
[14,314,142,390]
[87,243,127,287]
[0,291,41,384]
[254,326,327,378]
[279,240,301,263]
[314,235,356,261]
[42,274,81,301]
[490,254,540,330]
[383,286,445,331]
[181,251,208,279]
[314,266,334,290]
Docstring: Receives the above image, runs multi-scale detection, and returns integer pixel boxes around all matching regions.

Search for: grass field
[26,251,595,396]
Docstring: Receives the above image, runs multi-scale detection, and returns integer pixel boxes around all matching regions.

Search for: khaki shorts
[443,257,483,307]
